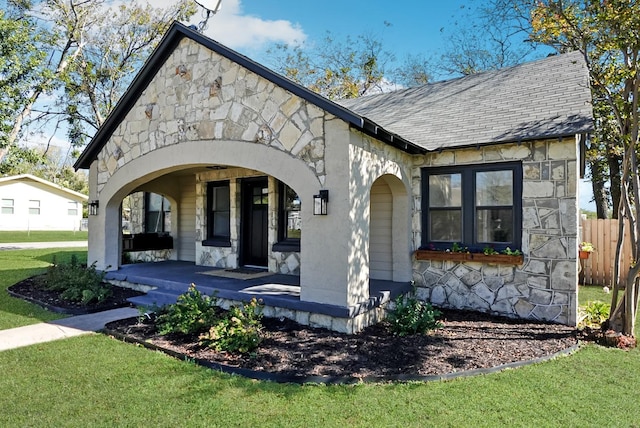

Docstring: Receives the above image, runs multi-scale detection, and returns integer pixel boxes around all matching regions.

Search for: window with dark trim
[273,182,301,251]
[145,193,170,233]
[204,181,231,246]
[421,162,522,251]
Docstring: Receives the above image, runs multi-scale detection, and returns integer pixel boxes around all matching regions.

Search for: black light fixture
[89,200,99,216]
[313,190,328,215]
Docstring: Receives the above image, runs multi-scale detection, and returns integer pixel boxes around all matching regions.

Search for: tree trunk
[591,170,609,218]
[608,153,622,219]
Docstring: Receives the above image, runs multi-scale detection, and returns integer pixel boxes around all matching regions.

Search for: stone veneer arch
[99,139,321,207]
[89,139,322,271]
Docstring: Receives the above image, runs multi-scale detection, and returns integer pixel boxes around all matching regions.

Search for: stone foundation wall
[125,249,172,263]
[412,139,578,325]
[195,296,387,334]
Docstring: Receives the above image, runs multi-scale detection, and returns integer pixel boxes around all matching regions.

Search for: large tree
[529,0,640,336]
[439,2,538,76]
[0,6,49,159]
[1,0,196,162]
[267,31,397,100]
[266,25,439,100]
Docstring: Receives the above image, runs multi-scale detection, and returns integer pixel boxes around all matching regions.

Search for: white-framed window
[28,200,40,215]
[1,199,14,215]
[68,201,78,216]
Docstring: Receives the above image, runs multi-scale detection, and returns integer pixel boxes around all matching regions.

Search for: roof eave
[75,22,420,169]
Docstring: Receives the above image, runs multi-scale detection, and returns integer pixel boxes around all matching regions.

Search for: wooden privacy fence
[580,218,633,287]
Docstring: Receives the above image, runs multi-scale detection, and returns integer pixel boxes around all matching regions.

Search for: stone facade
[194,170,300,274]
[94,38,328,195]
[83,30,583,332]
[411,139,578,325]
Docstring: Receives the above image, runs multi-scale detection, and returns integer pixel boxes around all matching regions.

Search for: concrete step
[128,290,181,309]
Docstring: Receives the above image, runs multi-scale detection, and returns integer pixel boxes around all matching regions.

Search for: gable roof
[0,174,88,201]
[338,51,593,151]
[74,22,425,170]
[75,22,593,170]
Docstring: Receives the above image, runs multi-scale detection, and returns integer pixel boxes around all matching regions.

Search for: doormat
[199,268,273,280]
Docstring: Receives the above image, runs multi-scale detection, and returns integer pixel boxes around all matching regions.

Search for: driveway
[0,241,88,250]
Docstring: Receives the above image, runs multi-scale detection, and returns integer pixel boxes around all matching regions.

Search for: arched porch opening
[369,174,412,283]
[92,140,318,274]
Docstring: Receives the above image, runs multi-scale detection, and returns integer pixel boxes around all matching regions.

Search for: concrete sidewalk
[0,307,139,352]
[0,241,88,250]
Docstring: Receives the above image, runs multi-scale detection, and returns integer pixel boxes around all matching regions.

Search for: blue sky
[191,0,471,66]
[189,0,595,210]
[36,0,599,209]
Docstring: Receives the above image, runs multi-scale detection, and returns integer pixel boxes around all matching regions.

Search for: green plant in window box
[483,246,499,255]
[450,242,468,253]
[501,247,522,256]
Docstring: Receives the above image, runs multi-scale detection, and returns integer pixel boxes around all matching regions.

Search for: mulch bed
[104,310,579,382]
[9,275,581,382]
[7,275,144,315]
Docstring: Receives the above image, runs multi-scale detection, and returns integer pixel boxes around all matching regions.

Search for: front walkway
[0,307,138,352]
[107,261,412,319]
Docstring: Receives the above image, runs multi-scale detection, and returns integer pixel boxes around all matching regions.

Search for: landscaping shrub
[199,298,264,353]
[580,300,610,328]
[387,295,443,336]
[156,284,219,335]
[40,255,111,304]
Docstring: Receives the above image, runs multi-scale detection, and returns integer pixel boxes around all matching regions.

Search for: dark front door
[241,178,269,267]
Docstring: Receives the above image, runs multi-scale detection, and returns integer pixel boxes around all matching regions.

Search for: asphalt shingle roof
[338,51,593,151]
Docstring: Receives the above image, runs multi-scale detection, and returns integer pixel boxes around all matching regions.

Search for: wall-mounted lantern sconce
[89,200,99,216]
[313,190,329,215]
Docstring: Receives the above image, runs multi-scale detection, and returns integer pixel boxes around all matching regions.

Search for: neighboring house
[74,22,593,332]
[0,174,87,231]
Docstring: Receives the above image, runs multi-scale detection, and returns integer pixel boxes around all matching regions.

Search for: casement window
[28,200,40,215]
[67,201,78,216]
[1,199,14,214]
[273,183,301,251]
[421,162,522,251]
[145,193,170,233]
[205,181,231,246]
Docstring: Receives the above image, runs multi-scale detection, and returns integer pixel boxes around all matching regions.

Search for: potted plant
[579,242,594,259]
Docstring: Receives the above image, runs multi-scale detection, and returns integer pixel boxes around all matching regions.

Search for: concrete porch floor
[106,261,412,319]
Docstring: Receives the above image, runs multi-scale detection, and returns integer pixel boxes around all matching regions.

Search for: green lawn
[0,248,86,329]
[0,230,88,243]
[0,249,639,426]
[578,284,615,306]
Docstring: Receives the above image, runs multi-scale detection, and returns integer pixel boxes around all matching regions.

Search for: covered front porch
[107,261,412,333]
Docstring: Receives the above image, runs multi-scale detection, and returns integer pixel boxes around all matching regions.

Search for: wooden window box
[414,250,523,265]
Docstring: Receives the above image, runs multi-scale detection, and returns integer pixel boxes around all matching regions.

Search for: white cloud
[130,0,306,50]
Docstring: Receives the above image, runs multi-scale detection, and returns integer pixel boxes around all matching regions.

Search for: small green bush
[580,300,610,328]
[199,298,264,353]
[40,255,111,304]
[156,284,219,335]
[387,295,443,336]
